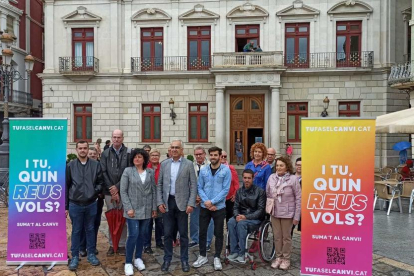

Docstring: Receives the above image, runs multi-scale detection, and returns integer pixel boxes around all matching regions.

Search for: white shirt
[170,158,182,195]
[139,170,147,184]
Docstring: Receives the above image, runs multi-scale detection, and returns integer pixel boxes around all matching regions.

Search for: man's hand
[208,205,217,211]
[204,200,212,208]
[230,194,236,202]
[186,206,194,214]
[293,219,299,226]
[109,185,119,196]
[158,204,167,213]
[196,195,201,206]
[127,209,135,218]
[152,211,158,218]
[111,193,120,204]
[65,210,69,218]
[236,215,246,222]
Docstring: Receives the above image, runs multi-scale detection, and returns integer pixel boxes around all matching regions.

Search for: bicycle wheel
[258,220,275,262]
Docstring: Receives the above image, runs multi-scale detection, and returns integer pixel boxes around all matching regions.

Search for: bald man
[267,148,277,171]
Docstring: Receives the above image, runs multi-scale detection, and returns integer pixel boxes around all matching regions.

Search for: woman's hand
[293,219,299,225]
[127,209,135,218]
[152,211,157,218]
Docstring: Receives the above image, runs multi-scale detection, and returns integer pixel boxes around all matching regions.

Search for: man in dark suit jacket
[157,140,197,272]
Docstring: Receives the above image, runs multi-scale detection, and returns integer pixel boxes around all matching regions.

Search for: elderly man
[227,169,266,264]
[189,145,214,250]
[267,148,277,171]
[157,140,197,272]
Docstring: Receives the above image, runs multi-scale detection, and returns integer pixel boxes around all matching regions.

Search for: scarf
[272,173,290,203]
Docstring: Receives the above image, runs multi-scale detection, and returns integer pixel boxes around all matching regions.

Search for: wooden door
[230,95,264,164]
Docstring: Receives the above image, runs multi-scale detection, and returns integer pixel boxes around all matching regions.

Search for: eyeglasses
[151,154,160,157]
[171,146,181,149]
[296,164,302,167]
[195,154,204,156]
[221,156,227,158]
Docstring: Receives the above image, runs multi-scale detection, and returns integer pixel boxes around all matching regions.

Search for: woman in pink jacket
[266,156,301,270]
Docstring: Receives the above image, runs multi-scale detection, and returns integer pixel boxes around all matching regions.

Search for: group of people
[65,130,302,275]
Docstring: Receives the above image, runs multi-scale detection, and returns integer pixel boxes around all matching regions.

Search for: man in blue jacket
[193,146,231,271]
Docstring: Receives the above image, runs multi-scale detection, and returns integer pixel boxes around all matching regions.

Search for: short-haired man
[227,169,266,264]
[143,144,151,154]
[103,140,111,151]
[100,129,130,256]
[267,148,277,171]
[193,146,231,271]
[66,141,104,271]
[189,146,214,250]
[157,140,197,272]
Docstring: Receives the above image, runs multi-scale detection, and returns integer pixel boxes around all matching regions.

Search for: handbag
[266,198,274,215]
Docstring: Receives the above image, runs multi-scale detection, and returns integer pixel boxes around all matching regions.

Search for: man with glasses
[157,140,197,272]
[189,146,214,251]
[220,151,240,223]
[100,129,130,256]
[267,148,277,172]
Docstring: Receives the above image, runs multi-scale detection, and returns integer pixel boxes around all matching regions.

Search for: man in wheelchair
[227,169,266,263]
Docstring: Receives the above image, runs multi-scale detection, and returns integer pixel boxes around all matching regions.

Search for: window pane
[286,27,295,33]
[339,114,347,117]
[86,117,92,139]
[251,100,259,110]
[189,31,198,36]
[85,106,92,113]
[144,117,151,139]
[339,104,347,111]
[350,104,359,111]
[288,115,296,140]
[299,27,308,32]
[200,105,207,112]
[337,36,346,61]
[190,116,197,139]
[288,105,295,111]
[201,30,210,35]
[236,29,246,34]
[154,116,161,139]
[142,42,151,58]
[86,32,94,37]
[75,106,83,113]
[155,42,163,58]
[299,37,308,54]
[250,29,258,34]
[74,33,82,37]
[76,117,83,139]
[190,105,198,112]
[200,116,208,139]
[189,41,198,57]
[235,100,243,110]
[144,106,151,112]
[299,104,307,111]
[286,38,295,63]
[299,115,305,139]
[154,106,161,112]
[350,25,360,31]
[143,32,151,37]
[337,25,347,31]
[350,36,360,52]
[201,41,210,57]
[155,31,163,37]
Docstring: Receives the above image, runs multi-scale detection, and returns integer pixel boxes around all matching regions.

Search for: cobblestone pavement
[1,207,414,276]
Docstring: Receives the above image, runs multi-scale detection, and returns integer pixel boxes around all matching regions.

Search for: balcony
[211,51,284,70]
[388,62,414,89]
[131,56,211,75]
[59,56,99,81]
[285,51,374,70]
[0,90,33,115]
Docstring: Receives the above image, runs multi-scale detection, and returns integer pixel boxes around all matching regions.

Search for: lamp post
[321,96,330,117]
[169,98,177,125]
[0,31,34,172]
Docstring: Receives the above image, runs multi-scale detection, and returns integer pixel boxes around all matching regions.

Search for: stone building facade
[40,0,411,166]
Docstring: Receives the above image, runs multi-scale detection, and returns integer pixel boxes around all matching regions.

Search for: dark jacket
[100,144,130,195]
[233,184,266,221]
[65,158,104,210]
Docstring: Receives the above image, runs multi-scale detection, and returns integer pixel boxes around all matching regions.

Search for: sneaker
[214,257,222,271]
[227,253,238,262]
[87,254,100,266]
[189,241,198,248]
[134,258,146,271]
[271,257,282,269]
[124,263,134,276]
[118,247,126,256]
[192,255,208,268]
[279,259,290,270]
[144,247,153,254]
[79,250,87,257]
[235,255,246,264]
[68,256,79,271]
[206,244,211,252]
[107,246,115,256]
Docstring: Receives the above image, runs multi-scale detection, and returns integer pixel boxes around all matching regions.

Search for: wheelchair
[224,214,275,270]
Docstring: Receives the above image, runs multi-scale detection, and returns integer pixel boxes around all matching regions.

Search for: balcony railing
[0,90,33,106]
[131,56,211,72]
[388,62,412,84]
[212,51,283,68]
[59,56,99,74]
[285,51,374,69]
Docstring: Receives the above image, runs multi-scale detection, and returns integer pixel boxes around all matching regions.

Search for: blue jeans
[190,205,214,245]
[126,218,150,264]
[80,197,104,251]
[144,217,164,248]
[228,217,261,255]
[69,201,97,257]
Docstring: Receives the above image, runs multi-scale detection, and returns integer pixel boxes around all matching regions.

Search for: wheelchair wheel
[258,220,275,263]
[251,262,257,270]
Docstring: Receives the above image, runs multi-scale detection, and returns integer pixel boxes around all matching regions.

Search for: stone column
[215,87,225,148]
[110,0,119,72]
[270,86,281,153]
[44,0,55,73]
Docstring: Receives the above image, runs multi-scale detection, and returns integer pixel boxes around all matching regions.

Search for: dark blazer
[157,158,197,212]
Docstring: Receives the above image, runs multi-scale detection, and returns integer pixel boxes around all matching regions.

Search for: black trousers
[163,196,189,262]
[199,207,226,258]
[225,199,234,224]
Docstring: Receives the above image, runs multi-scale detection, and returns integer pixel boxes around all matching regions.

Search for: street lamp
[321,96,330,117]
[0,31,34,172]
[169,98,177,125]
